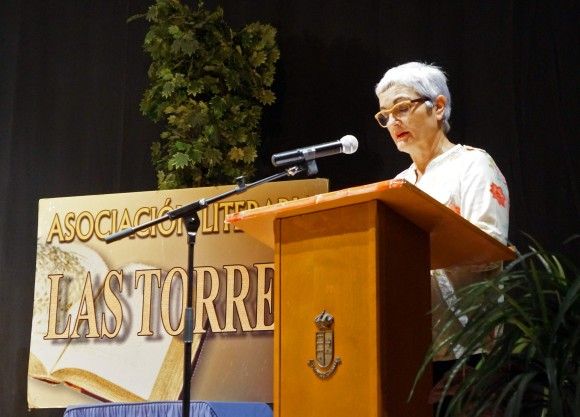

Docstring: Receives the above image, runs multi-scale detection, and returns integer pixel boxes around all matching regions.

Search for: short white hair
[375,62,452,133]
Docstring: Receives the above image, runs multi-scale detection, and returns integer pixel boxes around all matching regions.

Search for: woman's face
[377,84,444,155]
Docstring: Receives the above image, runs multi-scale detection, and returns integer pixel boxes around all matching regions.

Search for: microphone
[271,135,358,167]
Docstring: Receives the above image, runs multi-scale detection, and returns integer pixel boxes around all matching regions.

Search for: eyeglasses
[374,97,429,127]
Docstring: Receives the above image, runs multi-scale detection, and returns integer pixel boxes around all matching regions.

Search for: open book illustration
[28,242,201,403]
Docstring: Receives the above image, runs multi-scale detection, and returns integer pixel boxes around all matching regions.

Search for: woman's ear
[434,95,446,120]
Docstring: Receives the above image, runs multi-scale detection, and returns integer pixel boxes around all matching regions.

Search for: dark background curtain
[0,1,577,416]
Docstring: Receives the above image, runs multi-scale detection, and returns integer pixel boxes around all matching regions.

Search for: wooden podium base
[274,201,432,417]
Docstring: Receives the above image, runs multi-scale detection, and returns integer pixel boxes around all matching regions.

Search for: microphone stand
[105,160,318,417]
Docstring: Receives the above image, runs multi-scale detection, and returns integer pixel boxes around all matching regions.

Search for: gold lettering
[134,207,151,238]
[136,269,161,336]
[64,212,76,242]
[75,211,94,242]
[255,263,274,331]
[201,207,215,233]
[94,210,112,240]
[44,274,71,339]
[70,272,99,338]
[158,219,177,237]
[176,209,183,236]
[222,265,251,332]
[212,203,219,232]
[161,267,186,336]
[220,202,235,232]
[194,266,221,333]
[149,208,156,237]
[100,270,124,339]
[46,214,65,243]
[110,209,118,234]
[118,209,133,236]
[157,199,177,237]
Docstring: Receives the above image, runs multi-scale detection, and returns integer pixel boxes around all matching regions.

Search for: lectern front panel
[274,201,431,417]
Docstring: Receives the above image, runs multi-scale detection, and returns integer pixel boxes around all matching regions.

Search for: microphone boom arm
[104,161,316,243]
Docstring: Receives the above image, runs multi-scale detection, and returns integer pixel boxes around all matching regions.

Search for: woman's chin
[394,139,412,154]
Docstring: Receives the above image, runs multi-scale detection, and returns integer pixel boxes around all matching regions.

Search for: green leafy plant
[416,237,580,417]
[137,0,279,189]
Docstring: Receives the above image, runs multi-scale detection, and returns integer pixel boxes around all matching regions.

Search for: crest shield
[307,310,341,379]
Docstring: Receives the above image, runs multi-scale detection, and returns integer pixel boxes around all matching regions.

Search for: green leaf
[168,152,191,169]
[127,13,146,23]
[173,141,190,152]
[257,89,275,105]
[158,67,173,81]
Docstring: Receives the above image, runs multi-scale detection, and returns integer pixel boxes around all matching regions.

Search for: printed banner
[28,179,328,408]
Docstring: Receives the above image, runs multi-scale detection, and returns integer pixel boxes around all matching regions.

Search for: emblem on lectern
[307,310,341,379]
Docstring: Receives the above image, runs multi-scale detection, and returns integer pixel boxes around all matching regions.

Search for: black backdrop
[0,1,578,416]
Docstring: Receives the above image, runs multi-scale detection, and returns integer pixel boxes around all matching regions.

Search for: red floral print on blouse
[448,203,461,215]
[490,183,507,207]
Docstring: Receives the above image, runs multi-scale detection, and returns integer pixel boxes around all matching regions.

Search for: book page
[29,242,109,380]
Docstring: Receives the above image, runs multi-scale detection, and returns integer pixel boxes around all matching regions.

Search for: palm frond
[413,238,580,417]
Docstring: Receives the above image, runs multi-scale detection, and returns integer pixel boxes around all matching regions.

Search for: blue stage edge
[63,401,273,417]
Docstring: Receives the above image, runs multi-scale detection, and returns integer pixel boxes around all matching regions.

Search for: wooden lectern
[228,180,515,417]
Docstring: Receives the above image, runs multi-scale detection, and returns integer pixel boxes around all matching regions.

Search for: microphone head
[340,135,358,154]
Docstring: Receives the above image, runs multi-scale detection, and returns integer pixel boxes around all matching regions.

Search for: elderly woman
[374,62,510,406]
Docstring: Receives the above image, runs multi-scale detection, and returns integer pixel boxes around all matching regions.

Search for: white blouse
[394,144,510,359]
[395,144,509,243]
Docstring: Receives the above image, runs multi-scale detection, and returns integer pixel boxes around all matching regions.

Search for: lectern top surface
[227,179,515,269]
